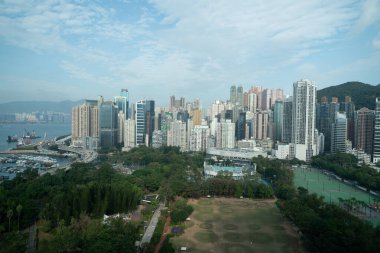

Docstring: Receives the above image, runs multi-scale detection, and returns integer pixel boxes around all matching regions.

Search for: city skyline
[1,0,380,105]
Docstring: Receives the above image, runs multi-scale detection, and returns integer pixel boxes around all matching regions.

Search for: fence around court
[293,166,379,205]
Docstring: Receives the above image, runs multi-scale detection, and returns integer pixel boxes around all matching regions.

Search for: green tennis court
[294,166,380,226]
[294,166,376,205]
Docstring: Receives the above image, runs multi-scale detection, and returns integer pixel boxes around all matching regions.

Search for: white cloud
[0,0,378,104]
[354,0,380,32]
[374,39,380,48]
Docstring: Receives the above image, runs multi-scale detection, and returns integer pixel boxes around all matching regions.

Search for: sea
[0,123,71,151]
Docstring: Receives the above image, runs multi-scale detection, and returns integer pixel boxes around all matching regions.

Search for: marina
[0,154,73,181]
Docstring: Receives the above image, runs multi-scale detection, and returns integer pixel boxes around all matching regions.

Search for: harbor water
[0,123,71,151]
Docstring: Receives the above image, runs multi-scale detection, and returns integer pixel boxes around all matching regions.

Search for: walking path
[153,214,171,253]
[140,203,165,247]
[27,222,37,251]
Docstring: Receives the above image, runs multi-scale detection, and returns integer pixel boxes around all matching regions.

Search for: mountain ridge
[317,81,380,110]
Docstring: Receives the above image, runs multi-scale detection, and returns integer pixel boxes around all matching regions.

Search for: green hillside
[317,82,380,110]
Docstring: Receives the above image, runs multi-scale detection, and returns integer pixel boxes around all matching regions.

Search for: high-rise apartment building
[248,93,257,113]
[282,97,292,143]
[255,111,270,140]
[230,85,243,106]
[215,119,235,149]
[316,97,340,152]
[331,112,347,153]
[373,98,380,163]
[71,100,99,147]
[123,119,135,150]
[170,96,185,109]
[208,100,225,119]
[270,89,284,108]
[189,125,210,152]
[354,107,375,157]
[292,79,317,162]
[261,89,272,110]
[167,120,187,151]
[192,109,202,126]
[273,100,283,143]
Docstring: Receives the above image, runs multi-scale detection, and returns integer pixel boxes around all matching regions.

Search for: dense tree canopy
[312,153,380,191]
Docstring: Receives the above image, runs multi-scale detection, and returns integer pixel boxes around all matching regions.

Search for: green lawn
[170,198,306,253]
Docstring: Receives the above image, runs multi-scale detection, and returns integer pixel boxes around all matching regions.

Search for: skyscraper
[135,100,146,146]
[236,112,246,141]
[114,88,129,119]
[292,79,317,162]
[355,107,375,157]
[230,85,237,104]
[344,96,356,144]
[145,100,155,146]
[273,100,283,143]
[282,97,292,143]
[99,100,118,148]
[373,98,380,163]
[331,112,347,153]
[237,86,244,106]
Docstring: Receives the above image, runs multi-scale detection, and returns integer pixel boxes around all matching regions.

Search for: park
[170,197,306,253]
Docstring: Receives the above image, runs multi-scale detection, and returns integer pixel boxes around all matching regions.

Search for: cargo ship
[6,130,40,143]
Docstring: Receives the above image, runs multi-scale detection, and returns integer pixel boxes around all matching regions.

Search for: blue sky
[0,0,379,107]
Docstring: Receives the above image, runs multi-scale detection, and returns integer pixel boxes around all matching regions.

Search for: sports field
[293,166,380,226]
[170,198,306,253]
[294,166,375,204]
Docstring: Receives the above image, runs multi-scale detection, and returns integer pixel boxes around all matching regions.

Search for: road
[57,145,98,163]
[140,203,165,247]
[27,222,37,251]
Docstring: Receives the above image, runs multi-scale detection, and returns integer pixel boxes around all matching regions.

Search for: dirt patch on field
[171,197,308,253]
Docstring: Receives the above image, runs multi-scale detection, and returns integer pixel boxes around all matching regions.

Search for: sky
[0,0,379,107]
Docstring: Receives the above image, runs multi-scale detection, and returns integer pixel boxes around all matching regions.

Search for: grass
[223,232,245,242]
[170,198,306,253]
[199,222,213,229]
[194,231,219,243]
[223,223,238,230]
[220,243,252,253]
[249,232,274,244]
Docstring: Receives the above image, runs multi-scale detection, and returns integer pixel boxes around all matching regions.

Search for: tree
[7,209,13,232]
[16,204,22,232]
